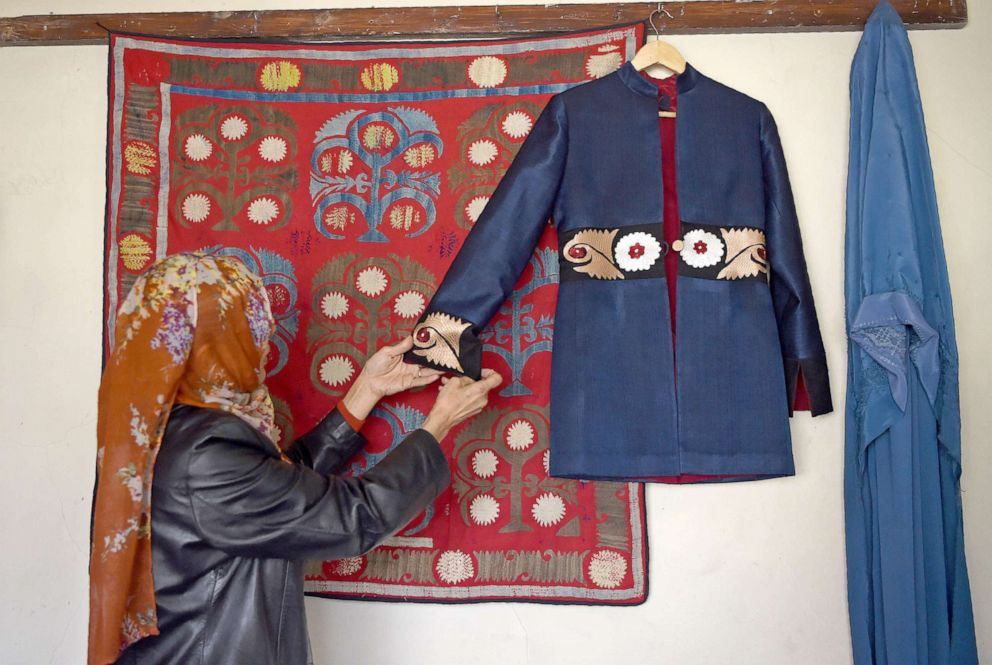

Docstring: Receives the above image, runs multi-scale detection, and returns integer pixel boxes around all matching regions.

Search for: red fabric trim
[336,402,365,433]
[638,72,680,339]
[793,370,811,411]
[637,72,744,484]
[643,474,742,484]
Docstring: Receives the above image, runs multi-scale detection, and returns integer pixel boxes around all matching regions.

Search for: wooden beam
[0,1,968,47]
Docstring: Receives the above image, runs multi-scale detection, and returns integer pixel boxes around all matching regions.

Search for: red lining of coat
[640,70,760,484]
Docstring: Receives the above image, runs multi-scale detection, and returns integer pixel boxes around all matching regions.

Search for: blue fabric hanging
[844,2,978,663]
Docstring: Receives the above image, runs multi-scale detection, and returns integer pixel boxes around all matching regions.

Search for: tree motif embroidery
[479,247,557,397]
[452,407,578,535]
[310,107,443,243]
[307,252,436,397]
[172,104,298,231]
[202,245,299,377]
[448,101,542,229]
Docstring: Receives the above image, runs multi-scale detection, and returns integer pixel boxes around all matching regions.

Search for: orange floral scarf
[89,253,279,665]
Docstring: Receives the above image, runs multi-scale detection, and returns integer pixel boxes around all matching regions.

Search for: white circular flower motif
[436,550,474,584]
[531,492,566,527]
[680,229,725,269]
[542,449,551,474]
[184,134,213,161]
[615,231,663,272]
[220,115,249,141]
[505,420,535,451]
[467,139,498,166]
[331,556,364,576]
[393,291,425,319]
[355,266,388,298]
[469,494,500,526]
[182,193,211,223]
[247,197,280,225]
[585,51,624,79]
[464,196,490,225]
[587,550,628,589]
[467,56,508,88]
[501,111,533,140]
[472,449,499,478]
[319,355,355,387]
[320,292,349,320]
[258,136,288,163]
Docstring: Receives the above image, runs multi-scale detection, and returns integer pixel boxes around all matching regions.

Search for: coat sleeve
[187,427,450,560]
[403,94,569,379]
[759,104,833,416]
[284,406,366,476]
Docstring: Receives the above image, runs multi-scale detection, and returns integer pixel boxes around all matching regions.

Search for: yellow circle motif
[259,61,302,92]
[124,141,157,176]
[359,63,400,92]
[119,234,153,271]
[403,144,436,168]
[362,125,395,151]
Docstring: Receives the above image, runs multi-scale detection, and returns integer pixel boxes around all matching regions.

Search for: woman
[89,253,500,665]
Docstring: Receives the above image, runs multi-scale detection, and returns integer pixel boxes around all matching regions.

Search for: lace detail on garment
[850,291,940,413]
[855,361,889,421]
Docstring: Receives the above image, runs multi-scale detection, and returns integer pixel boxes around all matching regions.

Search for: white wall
[1,2,988,663]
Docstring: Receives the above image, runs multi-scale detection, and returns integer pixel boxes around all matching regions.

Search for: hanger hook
[648,2,674,38]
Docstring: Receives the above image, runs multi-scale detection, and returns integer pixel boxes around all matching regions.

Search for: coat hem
[549,450,795,483]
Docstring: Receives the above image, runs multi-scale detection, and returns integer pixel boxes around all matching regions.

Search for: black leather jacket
[116,404,449,665]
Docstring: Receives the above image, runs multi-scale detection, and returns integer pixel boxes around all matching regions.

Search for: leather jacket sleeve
[186,419,450,561]
[284,407,367,475]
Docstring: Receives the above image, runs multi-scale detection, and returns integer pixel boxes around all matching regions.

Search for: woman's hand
[421,369,502,442]
[341,337,443,421]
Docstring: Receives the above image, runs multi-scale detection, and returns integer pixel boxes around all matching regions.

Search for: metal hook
[647,2,674,38]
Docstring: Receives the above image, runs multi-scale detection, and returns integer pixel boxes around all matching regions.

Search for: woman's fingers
[479,369,503,389]
[408,373,441,388]
[380,335,414,357]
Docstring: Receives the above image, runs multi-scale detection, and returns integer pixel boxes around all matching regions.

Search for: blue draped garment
[844,3,978,663]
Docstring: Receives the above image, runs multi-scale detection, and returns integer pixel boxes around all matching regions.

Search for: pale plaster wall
[0,1,988,663]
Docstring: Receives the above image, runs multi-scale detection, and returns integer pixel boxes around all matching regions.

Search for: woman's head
[114,252,275,393]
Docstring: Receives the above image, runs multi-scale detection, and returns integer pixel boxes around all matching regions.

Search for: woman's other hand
[422,369,502,442]
[342,337,443,421]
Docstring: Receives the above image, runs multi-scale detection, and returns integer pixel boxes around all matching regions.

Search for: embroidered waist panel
[557,222,768,283]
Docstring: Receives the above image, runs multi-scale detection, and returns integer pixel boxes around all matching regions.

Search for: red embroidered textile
[104,29,647,604]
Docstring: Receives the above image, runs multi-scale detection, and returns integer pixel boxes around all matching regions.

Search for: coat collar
[617,60,700,97]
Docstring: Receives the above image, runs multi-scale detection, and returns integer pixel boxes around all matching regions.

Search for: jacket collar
[617,60,700,97]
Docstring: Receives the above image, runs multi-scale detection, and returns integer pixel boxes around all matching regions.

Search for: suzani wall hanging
[103,26,647,604]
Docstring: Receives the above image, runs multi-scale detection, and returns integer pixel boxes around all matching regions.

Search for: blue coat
[406,61,832,481]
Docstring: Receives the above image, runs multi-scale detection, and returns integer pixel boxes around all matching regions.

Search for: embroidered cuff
[403,311,482,379]
[784,357,832,417]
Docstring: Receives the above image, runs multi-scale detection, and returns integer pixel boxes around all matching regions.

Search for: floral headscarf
[88,253,279,665]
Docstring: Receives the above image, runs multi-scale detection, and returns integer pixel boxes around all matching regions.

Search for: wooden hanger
[631,3,686,118]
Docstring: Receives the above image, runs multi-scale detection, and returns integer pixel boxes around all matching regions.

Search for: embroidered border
[558,224,666,282]
[676,222,768,282]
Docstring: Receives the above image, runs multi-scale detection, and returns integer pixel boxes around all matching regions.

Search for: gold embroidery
[716,227,768,281]
[562,229,624,280]
[412,312,471,373]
